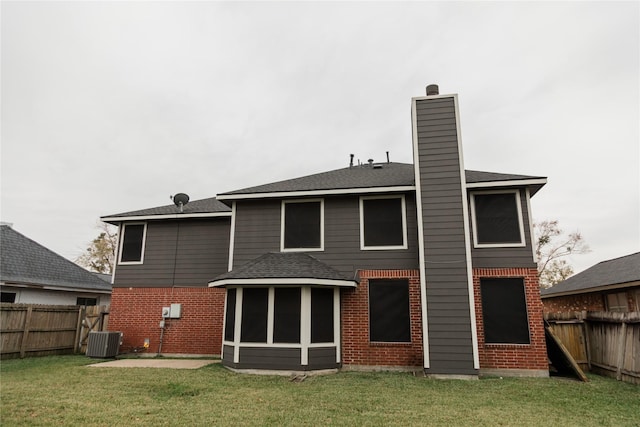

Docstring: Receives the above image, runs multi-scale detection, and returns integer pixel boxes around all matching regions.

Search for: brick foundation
[109,287,225,355]
[473,268,548,371]
[341,270,423,368]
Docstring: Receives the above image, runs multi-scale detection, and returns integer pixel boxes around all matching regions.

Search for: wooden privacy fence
[0,303,110,359]
[545,311,640,385]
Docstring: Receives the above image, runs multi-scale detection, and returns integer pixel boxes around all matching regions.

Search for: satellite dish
[172,193,190,212]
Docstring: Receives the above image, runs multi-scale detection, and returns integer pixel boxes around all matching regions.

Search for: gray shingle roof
[0,225,111,292]
[219,162,546,197]
[102,197,231,220]
[209,252,356,286]
[541,252,640,297]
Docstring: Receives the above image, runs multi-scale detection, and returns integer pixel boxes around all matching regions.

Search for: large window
[224,287,337,346]
[281,200,323,251]
[311,287,334,343]
[480,278,530,344]
[369,279,411,343]
[360,196,407,250]
[471,191,524,247]
[273,288,301,343]
[240,288,269,342]
[119,223,147,263]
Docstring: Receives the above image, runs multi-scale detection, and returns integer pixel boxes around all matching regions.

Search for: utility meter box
[162,307,171,318]
[170,303,182,318]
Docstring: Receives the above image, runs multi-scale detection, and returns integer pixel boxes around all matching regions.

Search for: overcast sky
[2,1,638,275]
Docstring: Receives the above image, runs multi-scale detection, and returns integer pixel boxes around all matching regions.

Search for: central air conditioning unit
[86,331,122,358]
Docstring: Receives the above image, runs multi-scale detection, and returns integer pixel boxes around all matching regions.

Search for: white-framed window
[470,190,525,248]
[118,222,147,264]
[281,199,324,252]
[368,279,411,343]
[359,195,408,250]
[606,292,628,312]
[480,277,531,344]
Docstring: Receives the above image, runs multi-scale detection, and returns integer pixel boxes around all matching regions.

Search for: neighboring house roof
[209,252,357,288]
[0,225,111,293]
[541,252,640,298]
[102,197,231,223]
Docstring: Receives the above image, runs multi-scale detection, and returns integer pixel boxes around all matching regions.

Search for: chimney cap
[426,84,439,96]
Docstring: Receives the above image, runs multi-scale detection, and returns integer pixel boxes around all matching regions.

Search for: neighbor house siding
[231,195,420,277]
[413,95,477,375]
[114,219,230,287]
[470,190,537,269]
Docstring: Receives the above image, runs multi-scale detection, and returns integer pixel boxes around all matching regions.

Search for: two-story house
[103,86,548,378]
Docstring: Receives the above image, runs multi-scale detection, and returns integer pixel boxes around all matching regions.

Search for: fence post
[615,320,627,381]
[19,306,33,358]
[74,306,85,354]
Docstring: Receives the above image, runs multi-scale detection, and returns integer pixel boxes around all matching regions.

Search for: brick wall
[109,287,225,355]
[542,293,605,312]
[341,269,423,367]
[473,268,548,371]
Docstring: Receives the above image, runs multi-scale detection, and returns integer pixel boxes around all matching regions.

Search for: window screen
[473,193,522,244]
[76,297,97,306]
[1,292,16,303]
[369,279,411,342]
[273,288,301,343]
[311,288,334,343]
[480,278,530,344]
[284,201,321,249]
[240,288,268,343]
[120,224,145,262]
[362,198,404,247]
[224,289,236,342]
[606,292,628,313]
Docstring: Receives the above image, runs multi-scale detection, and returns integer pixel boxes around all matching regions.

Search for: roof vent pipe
[386,151,390,163]
[426,84,439,96]
[349,154,354,168]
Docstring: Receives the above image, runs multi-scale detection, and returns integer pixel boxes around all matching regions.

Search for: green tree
[534,220,590,289]
[76,222,118,274]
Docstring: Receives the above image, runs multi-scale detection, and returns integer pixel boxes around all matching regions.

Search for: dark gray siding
[231,195,420,277]
[114,218,230,287]
[469,189,537,268]
[414,96,477,375]
[238,347,302,370]
[308,347,339,369]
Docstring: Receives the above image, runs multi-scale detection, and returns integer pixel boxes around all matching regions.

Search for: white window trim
[117,222,147,265]
[470,190,526,248]
[280,199,325,252]
[359,195,408,251]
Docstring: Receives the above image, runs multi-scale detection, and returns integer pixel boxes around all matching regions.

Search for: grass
[1,356,639,426]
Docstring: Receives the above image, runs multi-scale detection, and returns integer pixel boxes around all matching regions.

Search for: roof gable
[0,225,111,292]
[541,252,640,297]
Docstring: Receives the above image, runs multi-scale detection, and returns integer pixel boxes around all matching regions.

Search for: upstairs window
[471,191,525,247]
[281,200,323,251]
[119,223,147,264]
[360,196,407,250]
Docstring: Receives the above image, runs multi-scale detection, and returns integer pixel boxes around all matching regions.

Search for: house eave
[1,280,112,294]
[208,278,358,288]
[217,186,417,201]
[101,212,232,224]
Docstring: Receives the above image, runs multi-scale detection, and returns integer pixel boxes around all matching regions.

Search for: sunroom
[208,252,357,372]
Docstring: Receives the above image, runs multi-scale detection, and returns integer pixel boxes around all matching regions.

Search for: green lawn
[1,356,638,426]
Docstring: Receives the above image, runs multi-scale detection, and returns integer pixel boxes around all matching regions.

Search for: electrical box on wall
[170,303,182,318]
[162,307,171,318]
